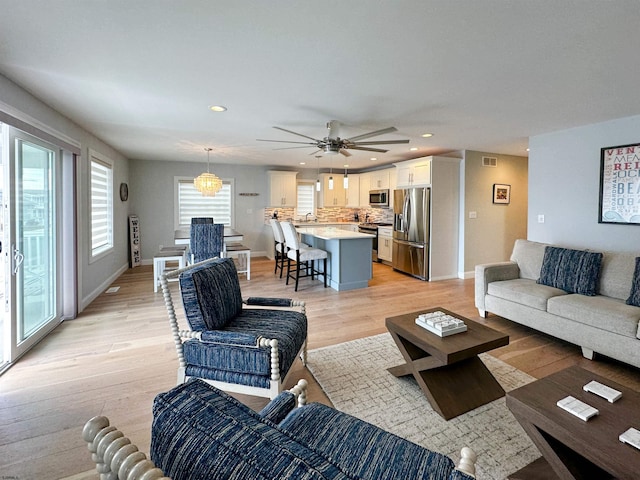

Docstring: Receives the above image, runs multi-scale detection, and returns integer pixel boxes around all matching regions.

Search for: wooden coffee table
[506,365,640,480]
[385,307,509,420]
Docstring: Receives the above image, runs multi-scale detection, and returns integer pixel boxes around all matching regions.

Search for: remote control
[556,396,599,421]
[583,380,622,403]
[619,427,640,450]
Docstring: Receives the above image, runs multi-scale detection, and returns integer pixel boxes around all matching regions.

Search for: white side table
[153,250,186,292]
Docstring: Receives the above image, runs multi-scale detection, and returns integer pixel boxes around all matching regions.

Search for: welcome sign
[599,143,640,225]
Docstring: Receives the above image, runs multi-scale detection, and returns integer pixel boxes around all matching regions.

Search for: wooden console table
[506,365,640,479]
[385,307,509,420]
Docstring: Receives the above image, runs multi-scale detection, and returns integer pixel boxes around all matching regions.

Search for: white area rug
[307,333,541,480]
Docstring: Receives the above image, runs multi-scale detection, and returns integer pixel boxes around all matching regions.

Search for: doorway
[1,123,75,373]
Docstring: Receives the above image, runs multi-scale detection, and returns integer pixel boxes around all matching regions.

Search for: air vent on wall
[482,156,498,167]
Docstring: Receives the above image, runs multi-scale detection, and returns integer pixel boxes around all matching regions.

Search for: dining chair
[189,223,224,264]
[280,221,327,291]
[191,217,214,224]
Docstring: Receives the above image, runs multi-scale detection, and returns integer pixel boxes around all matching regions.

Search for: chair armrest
[245,297,306,314]
[475,261,519,315]
[83,416,170,480]
[245,297,295,307]
[200,330,260,346]
[259,379,309,423]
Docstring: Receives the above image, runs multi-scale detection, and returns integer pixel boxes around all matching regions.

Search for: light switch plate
[469,211,477,219]
[538,214,545,223]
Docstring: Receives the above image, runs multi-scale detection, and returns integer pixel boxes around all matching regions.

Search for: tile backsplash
[265,207,393,224]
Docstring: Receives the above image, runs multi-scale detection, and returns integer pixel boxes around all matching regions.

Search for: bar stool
[269,219,287,278]
[280,221,327,291]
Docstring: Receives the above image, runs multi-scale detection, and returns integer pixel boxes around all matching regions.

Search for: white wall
[129,159,272,261]
[0,74,130,311]
[529,114,640,252]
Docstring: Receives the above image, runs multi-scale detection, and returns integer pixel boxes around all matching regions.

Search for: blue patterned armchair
[160,257,308,399]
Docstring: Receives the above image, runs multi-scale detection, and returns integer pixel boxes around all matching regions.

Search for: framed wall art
[493,183,511,204]
[599,143,640,225]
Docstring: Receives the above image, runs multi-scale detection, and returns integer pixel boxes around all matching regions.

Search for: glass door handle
[12,244,24,275]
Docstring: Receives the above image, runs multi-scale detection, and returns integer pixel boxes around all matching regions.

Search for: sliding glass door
[2,125,61,367]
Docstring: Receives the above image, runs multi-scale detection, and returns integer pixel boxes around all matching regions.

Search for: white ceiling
[1,1,639,170]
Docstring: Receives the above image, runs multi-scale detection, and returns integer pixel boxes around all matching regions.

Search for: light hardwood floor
[1,257,639,479]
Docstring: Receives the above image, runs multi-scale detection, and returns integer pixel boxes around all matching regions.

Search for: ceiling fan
[257,120,409,157]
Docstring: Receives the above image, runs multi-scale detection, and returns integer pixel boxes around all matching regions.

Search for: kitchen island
[296,226,374,291]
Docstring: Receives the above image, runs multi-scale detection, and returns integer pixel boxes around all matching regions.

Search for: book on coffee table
[415,311,467,337]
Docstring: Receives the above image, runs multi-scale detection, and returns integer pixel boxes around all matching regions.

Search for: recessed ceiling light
[209,105,227,112]
[299,162,306,165]
[410,147,418,151]
[526,148,530,152]
[421,133,433,138]
[343,164,349,168]
[370,157,377,161]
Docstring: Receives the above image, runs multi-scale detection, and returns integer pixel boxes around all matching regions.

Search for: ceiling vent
[482,156,497,167]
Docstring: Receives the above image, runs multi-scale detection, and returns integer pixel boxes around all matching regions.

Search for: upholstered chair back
[190,223,224,263]
[179,258,243,330]
[191,217,214,224]
[280,221,300,251]
[270,219,285,244]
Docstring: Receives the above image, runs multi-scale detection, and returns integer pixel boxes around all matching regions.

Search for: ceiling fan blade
[256,139,317,145]
[347,146,389,153]
[339,149,352,157]
[345,126,398,142]
[273,126,321,142]
[308,149,322,156]
[351,139,410,146]
[273,145,316,151]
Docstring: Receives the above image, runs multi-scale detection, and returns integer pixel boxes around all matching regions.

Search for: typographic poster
[599,143,640,225]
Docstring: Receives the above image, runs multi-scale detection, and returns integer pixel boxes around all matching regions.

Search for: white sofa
[475,239,640,368]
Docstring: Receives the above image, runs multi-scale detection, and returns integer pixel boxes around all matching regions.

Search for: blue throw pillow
[626,257,640,307]
[537,246,603,296]
[192,259,243,329]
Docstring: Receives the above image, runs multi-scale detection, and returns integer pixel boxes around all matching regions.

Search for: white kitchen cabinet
[377,226,393,262]
[369,169,391,190]
[394,159,431,187]
[345,173,360,207]
[268,171,298,207]
[358,172,370,206]
[318,173,346,207]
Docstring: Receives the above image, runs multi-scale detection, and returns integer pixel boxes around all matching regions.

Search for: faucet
[365,213,370,224]
[305,212,313,222]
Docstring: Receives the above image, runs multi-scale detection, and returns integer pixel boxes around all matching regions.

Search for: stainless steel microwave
[369,189,389,207]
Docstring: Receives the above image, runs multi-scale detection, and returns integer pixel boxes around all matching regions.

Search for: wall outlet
[538,214,545,223]
[469,211,477,219]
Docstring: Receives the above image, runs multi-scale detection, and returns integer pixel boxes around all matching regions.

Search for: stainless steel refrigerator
[392,187,430,280]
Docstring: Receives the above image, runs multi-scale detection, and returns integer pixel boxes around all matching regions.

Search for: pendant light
[315,155,321,191]
[194,147,223,196]
[343,165,349,189]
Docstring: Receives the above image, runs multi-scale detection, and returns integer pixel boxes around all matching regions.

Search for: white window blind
[178,179,232,226]
[296,182,315,216]
[90,156,113,257]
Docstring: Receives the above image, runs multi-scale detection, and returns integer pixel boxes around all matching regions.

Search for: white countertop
[296,226,374,240]
[291,221,358,227]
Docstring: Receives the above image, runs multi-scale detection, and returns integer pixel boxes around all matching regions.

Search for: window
[90,150,113,258]
[176,177,233,227]
[296,181,316,217]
